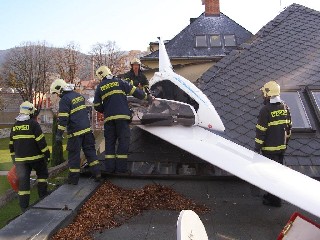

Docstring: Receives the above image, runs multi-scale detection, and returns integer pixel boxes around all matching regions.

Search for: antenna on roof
[279,0,282,13]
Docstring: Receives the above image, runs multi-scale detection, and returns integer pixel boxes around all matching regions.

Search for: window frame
[306,85,320,124]
[195,35,208,48]
[281,89,314,133]
[209,34,222,47]
[223,34,236,47]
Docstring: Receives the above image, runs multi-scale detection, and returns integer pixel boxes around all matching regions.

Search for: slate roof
[143,13,253,59]
[198,4,320,176]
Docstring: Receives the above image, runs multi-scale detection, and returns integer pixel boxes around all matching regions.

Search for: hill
[0,49,10,66]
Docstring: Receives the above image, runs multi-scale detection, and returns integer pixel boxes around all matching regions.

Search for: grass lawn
[0,133,68,196]
[0,137,11,170]
[0,189,39,229]
[0,169,69,229]
[0,176,11,194]
[0,130,103,229]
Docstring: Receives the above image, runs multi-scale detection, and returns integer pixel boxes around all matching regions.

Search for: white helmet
[260,81,280,98]
[19,101,36,115]
[50,79,68,95]
[96,66,112,81]
[130,58,141,65]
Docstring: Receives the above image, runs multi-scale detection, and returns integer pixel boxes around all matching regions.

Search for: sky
[0,0,320,54]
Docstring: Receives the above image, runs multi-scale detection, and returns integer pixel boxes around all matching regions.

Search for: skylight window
[311,91,320,108]
[281,91,312,131]
[306,86,320,123]
[210,35,221,47]
[195,35,207,47]
[224,34,236,47]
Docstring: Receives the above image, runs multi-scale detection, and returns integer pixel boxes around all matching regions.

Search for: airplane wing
[138,124,320,218]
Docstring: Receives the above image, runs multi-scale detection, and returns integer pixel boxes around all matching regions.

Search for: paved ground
[94,177,320,240]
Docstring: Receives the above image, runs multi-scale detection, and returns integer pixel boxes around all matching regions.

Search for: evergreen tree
[51,115,64,166]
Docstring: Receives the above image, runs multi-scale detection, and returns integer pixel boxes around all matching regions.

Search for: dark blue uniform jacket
[93,76,147,122]
[57,91,91,138]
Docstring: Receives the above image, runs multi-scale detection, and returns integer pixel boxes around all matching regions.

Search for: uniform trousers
[15,159,48,211]
[103,120,130,173]
[67,132,100,184]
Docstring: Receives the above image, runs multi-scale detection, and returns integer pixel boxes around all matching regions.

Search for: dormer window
[195,35,207,47]
[210,35,221,47]
[224,34,236,47]
[195,34,236,48]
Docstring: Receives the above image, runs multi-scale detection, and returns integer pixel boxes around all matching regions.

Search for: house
[125,3,320,178]
[141,0,253,82]
[79,79,99,101]
[198,4,320,177]
[0,93,23,126]
[0,92,55,126]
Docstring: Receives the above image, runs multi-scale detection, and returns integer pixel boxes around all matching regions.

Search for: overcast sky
[0,0,319,53]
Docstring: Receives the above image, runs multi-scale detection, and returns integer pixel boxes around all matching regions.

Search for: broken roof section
[199,4,320,176]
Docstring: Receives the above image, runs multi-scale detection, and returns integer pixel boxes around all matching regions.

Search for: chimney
[202,0,220,16]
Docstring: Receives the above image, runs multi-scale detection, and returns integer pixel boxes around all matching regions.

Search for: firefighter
[93,66,153,173]
[50,79,101,185]
[255,80,292,207]
[9,101,50,212]
[123,58,149,92]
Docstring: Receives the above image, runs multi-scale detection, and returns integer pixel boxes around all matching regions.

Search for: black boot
[94,174,102,182]
[91,165,102,182]
[19,194,30,212]
[38,182,48,199]
[67,172,79,185]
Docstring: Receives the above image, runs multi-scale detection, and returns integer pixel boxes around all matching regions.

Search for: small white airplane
[136,38,320,219]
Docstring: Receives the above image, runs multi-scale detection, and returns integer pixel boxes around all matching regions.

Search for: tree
[51,114,64,166]
[2,41,52,114]
[52,42,85,87]
[0,75,3,110]
[0,96,3,111]
[89,41,127,76]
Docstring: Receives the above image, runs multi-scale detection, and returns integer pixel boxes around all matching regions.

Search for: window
[306,86,320,123]
[210,35,221,47]
[281,91,312,130]
[224,34,236,47]
[195,35,207,47]
[311,91,320,108]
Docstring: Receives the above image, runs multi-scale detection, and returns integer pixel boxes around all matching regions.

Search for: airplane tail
[158,38,173,73]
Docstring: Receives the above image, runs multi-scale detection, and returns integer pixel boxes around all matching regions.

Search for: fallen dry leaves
[51,181,210,240]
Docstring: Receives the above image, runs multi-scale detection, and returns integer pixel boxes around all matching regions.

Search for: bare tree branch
[89,41,127,76]
[52,42,85,87]
[2,41,53,115]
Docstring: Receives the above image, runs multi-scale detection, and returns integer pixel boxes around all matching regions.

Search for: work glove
[55,134,63,144]
[147,94,155,105]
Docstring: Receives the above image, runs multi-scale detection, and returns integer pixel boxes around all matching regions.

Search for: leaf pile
[51,181,210,240]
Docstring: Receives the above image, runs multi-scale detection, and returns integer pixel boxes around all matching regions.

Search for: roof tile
[198,3,320,173]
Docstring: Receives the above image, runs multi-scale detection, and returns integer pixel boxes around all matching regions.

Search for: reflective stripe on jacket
[57,91,91,138]
[93,77,147,122]
[255,101,292,154]
[9,119,49,162]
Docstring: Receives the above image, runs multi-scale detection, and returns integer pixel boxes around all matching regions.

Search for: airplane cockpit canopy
[150,80,199,111]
